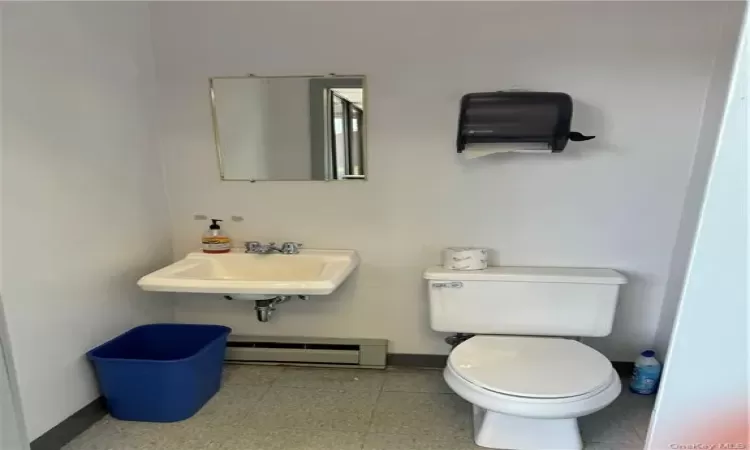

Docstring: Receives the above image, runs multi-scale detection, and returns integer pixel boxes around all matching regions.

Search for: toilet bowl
[423,264,627,450]
[443,336,621,449]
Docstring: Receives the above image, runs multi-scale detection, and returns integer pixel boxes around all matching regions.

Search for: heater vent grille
[225,335,387,368]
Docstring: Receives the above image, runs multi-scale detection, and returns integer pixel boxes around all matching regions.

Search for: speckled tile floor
[63,365,654,450]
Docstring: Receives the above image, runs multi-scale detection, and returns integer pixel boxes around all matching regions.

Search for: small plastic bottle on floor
[629,350,662,395]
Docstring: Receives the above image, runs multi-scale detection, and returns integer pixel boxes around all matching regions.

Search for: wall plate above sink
[137,249,359,296]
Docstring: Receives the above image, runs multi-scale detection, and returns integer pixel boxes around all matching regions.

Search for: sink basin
[137,248,359,296]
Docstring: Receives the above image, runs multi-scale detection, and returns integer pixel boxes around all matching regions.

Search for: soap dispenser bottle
[202,219,231,254]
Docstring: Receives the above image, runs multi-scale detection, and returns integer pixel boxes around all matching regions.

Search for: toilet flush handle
[432,281,463,288]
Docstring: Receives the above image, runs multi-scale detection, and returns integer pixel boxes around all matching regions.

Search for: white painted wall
[0,309,27,450]
[646,7,748,447]
[0,5,29,448]
[0,352,22,449]
[653,4,746,359]
[2,3,174,440]
[150,2,743,359]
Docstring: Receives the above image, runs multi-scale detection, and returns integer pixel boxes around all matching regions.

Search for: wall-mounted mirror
[210,75,366,181]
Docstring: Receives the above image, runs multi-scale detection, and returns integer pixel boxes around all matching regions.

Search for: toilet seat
[443,340,623,448]
[444,362,621,420]
[448,336,614,399]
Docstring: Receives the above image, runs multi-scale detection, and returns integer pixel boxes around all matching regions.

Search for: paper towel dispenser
[456,91,594,153]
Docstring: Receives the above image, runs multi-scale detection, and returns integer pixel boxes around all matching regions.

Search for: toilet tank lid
[424,266,627,284]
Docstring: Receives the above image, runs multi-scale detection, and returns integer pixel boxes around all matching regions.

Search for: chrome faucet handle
[281,242,303,254]
[245,241,262,253]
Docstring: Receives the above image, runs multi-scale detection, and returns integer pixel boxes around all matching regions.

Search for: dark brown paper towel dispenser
[456,91,594,153]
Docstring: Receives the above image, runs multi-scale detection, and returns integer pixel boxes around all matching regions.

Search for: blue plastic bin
[87,323,231,422]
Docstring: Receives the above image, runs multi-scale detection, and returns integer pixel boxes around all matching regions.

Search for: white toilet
[424,266,627,450]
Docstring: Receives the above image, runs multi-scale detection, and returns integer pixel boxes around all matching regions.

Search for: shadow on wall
[569,100,619,156]
[584,269,657,358]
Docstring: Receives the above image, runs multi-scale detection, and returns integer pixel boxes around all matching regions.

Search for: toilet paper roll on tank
[442,247,489,271]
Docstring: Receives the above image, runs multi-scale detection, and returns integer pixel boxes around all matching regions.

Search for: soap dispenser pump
[202,219,231,254]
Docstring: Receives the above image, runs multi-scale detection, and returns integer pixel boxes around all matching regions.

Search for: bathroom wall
[0,6,29,448]
[2,3,174,440]
[0,319,26,450]
[652,3,746,360]
[150,2,743,360]
[646,8,748,446]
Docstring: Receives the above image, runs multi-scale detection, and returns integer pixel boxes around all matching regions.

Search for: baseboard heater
[225,335,388,369]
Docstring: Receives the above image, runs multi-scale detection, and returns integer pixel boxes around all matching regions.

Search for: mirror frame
[209,74,368,182]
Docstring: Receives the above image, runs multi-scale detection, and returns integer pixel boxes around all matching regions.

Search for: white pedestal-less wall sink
[138,249,359,297]
[138,248,359,321]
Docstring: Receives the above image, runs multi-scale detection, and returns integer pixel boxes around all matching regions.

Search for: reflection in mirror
[210,75,366,181]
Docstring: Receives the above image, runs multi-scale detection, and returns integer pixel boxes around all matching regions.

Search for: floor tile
[584,442,645,450]
[200,384,270,418]
[64,368,655,450]
[63,418,220,450]
[369,392,473,437]
[223,364,286,386]
[120,422,221,450]
[383,368,452,393]
[580,412,644,446]
[62,418,129,450]
[618,389,655,440]
[273,366,385,391]
[363,432,481,450]
[244,386,380,432]
[226,428,364,450]
[170,424,240,449]
[580,387,648,446]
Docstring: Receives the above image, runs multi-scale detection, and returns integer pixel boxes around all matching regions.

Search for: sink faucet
[245,241,303,255]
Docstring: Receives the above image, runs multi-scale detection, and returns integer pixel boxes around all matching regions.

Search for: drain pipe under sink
[251,295,310,322]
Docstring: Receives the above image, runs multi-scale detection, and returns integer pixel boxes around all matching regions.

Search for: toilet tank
[424,266,627,337]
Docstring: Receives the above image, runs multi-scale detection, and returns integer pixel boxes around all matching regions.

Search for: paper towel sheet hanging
[456,91,595,154]
[461,143,552,160]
